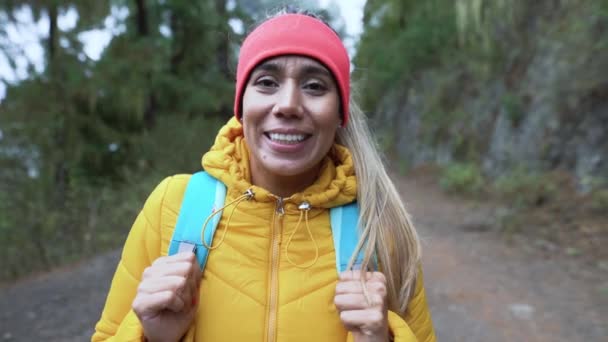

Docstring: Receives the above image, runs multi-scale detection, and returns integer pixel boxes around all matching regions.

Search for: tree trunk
[135,0,149,36]
[48,3,67,208]
[215,0,230,78]
[48,5,58,64]
[169,12,185,75]
[135,0,156,129]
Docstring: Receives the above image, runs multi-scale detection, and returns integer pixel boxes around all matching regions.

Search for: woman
[92,9,436,342]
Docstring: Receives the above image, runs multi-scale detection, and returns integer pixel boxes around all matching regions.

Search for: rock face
[372,2,607,191]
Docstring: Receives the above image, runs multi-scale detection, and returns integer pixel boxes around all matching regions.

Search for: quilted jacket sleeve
[390,267,436,342]
[91,177,172,341]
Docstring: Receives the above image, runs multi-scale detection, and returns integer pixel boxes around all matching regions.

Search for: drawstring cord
[199,193,320,269]
[201,189,254,250]
[284,202,320,269]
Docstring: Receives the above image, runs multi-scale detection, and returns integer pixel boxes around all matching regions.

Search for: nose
[272,80,303,118]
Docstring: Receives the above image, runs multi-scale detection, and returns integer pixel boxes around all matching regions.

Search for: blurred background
[0,0,606,341]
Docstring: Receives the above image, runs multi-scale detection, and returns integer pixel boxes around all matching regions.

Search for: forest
[1,0,606,281]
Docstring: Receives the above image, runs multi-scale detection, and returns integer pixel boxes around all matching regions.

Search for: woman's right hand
[132,251,201,342]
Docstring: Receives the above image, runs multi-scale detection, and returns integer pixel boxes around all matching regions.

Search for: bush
[501,93,525,127]
[0,115,223,282]
[439,162,485,195]
[591,189,608,212]
[494,168,558,208]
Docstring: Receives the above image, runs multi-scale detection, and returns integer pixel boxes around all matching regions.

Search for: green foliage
[0,0,286,281]
[494,167,558,208]
[439,162,485,195]
[354,0,458,110]
[590,189,608,212]
[501,93,525,127]
[130,115,225,177]
[397,159,411,176]
[376,129,396,153]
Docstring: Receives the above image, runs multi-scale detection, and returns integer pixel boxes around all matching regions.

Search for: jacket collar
[202,118,357,209]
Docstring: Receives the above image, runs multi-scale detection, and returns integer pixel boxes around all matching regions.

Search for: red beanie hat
[234,14,351,126]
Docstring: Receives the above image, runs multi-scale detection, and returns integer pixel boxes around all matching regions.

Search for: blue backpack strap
[168,171,227,270]
[330,202,366,274]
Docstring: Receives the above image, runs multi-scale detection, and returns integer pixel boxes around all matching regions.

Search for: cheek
[321,128,338,148]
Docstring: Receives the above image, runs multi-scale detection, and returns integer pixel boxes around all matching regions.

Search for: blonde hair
[257,7,422,316]
[336,93,421,315]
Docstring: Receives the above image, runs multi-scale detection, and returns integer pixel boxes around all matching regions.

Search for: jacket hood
[202,117,357,209]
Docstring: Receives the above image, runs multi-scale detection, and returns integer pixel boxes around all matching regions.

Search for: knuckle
[189,260,200,271]
[151,256,165,266]
[371,294,384,306]
[163,290,177,302]
[131,298,141,312]
[373,271,386,283]
[334,294,347,308]
[142,266,153,278]
[371,281,386,294]
[176,277,187,291]
[369,310,383,323]
[132,296,148,316]
[177,262,191,275]
[187,252,197,262]
[338,270,351,281]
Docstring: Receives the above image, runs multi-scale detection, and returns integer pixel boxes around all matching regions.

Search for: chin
[265,160,316,178]
[269,165,309,177]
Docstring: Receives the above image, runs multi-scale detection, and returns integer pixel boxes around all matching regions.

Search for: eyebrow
[253,60,332,78]
[301,64,332,78]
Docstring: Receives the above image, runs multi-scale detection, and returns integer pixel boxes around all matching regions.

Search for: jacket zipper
[266,197,284,342]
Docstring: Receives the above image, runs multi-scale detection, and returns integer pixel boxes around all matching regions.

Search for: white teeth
[268,133,306,143]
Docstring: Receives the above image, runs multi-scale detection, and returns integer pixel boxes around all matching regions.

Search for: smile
[266,132,310,145]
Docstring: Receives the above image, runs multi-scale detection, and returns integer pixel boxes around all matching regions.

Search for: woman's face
[242,55,341,181]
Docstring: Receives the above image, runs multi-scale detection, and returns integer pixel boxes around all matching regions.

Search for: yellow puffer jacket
[92,118,435,342]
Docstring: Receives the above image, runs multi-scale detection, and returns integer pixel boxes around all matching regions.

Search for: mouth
[264,132,311,145]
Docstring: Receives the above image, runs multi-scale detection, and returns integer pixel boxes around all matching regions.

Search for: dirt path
[396,176,607,341]
[0,176,606,341]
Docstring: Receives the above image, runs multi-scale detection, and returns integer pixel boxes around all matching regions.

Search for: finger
[186,264,199,307]
[335,280,364,294]
[142,260,196,279]
[139,277,192,312]
[188,258,202,287]
[368,271,386,284]
[334,293,367,311]
[339,309,385,329]
[366,279,388,298]
[339,270,386,282]
[133,290,186,319]
[335,292,385,310]
[192,262,202,286]
[161,290,186,313]
[151,252,197,266]
[338,270,374,281]
[137,275,189,294]
[338,270,361,281]
[178,281,193,311]
[336,280,387,297]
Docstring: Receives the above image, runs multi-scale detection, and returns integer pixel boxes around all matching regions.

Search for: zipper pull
[276,197,285,216]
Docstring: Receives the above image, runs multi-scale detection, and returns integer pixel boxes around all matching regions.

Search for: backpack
[167,171,364,274]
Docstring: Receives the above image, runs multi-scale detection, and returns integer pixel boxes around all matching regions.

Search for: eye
[254,77,278,89]
[304,80,328,94]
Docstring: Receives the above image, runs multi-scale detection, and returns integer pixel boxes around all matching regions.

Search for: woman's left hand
[335,270,390,342]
